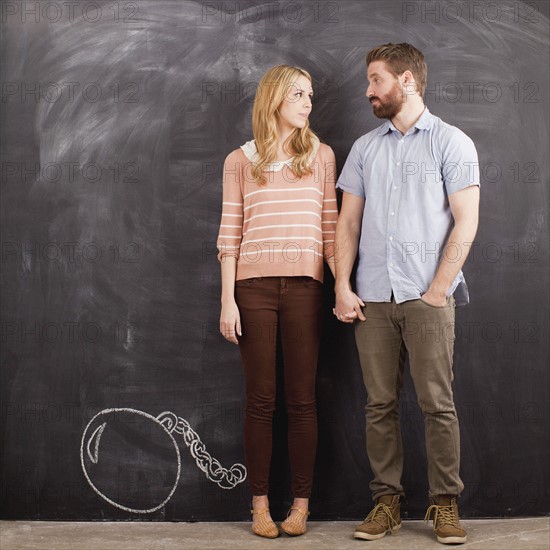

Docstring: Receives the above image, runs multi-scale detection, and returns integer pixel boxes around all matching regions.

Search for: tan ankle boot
[425,495,467,544]
[354,494,401,540]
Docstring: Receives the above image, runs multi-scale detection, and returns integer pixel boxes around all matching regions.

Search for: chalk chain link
[156,411,247,489]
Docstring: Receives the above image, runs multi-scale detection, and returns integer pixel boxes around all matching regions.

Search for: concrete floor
[1,518,548,550]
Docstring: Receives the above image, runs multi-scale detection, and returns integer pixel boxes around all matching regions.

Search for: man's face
[366,60,404,119]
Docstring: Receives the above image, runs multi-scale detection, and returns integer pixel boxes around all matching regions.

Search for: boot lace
[364,502,399,530]
[424,503,458,529]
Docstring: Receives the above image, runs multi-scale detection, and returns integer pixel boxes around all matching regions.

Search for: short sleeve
[441,129,480,196]
[336,139,365,198]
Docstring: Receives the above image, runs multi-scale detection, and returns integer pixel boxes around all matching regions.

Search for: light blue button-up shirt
[336,107,480,306]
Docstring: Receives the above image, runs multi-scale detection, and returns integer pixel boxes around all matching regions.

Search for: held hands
[220,300,242,345]
[333,287,367,323]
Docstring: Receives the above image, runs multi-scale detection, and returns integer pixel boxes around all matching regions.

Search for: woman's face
[276,74,313,131]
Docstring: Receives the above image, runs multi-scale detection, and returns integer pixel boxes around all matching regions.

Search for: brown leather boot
[354,494,401,540]
[425,495,467,544]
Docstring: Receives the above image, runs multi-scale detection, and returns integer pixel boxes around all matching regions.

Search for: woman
[216,65,337,538]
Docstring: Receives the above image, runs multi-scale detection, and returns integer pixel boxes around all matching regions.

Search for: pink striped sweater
[216,140,338,283]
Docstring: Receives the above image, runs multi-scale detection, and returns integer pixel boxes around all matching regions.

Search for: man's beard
[370,82,404,119]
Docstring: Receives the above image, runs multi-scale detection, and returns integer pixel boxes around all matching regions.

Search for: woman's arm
[321,145,338,279]
[216,151,244,344]
[220,257,241,344]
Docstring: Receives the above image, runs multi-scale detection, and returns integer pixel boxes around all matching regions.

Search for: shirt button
[393,186,397,190]
[396,162,400,166]
[390,262,395,267]
[389,236,393,241]
[390,211,395,216]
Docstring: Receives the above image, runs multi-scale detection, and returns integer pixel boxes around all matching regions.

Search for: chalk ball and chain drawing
[80,408,247,514]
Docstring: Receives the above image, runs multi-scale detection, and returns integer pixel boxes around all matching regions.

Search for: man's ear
[402,70,417,97]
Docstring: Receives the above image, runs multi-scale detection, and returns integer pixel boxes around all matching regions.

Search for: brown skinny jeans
[235,276,323,497]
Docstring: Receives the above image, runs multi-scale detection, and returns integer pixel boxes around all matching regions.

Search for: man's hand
[420,288,447,307]
[220,300,242,344]
[334,286,366,323]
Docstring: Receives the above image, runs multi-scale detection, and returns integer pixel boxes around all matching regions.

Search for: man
[334,43,480,545]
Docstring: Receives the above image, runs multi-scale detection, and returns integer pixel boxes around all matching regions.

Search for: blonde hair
[251,65,319,186]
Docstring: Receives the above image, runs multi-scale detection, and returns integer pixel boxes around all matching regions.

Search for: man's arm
[422,185,480,306]
[334,191,366,322]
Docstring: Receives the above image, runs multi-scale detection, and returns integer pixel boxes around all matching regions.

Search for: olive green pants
[355,294,464,501]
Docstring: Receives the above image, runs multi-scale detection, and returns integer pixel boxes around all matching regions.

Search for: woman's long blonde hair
[251,65,319,186]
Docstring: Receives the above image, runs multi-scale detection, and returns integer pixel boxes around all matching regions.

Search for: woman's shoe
[250,508,279,538]
[280,506,310,536]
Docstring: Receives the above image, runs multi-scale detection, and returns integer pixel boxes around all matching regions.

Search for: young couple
[216,43,480,545]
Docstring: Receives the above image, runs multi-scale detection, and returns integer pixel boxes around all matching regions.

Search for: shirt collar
[377,106,434,136]
[413,106,433,130]
[240,136,320,172]
[377,120,394,136]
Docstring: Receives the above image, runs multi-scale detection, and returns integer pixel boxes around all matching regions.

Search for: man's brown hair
[366,43,428,98]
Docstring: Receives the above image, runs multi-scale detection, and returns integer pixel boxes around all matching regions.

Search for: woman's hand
[220,299,242,344]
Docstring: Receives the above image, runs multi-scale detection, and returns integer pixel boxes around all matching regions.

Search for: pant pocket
[235,277,263,287]
[303,277,322,289]
[418,295,452,309]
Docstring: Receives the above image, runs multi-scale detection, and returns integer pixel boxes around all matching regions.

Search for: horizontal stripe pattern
[216,144,338,279]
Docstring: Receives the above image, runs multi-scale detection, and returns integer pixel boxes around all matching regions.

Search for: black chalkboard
[1,0,548,520]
